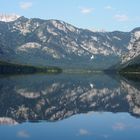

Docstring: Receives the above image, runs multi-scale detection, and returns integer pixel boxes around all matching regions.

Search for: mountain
[119,28,140,71]
[0,16,139,69]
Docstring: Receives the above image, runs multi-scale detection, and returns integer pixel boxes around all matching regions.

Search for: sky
[0,0,140,31]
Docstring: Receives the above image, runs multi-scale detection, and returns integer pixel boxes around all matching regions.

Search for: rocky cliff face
[120,28,140,68]
[0,16,135,69]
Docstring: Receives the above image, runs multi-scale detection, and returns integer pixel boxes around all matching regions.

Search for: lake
[0,73,140,140]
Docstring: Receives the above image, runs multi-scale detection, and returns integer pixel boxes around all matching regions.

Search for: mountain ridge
[0,16,139,69]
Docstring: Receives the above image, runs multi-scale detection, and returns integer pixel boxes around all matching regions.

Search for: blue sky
[0,0,140,31]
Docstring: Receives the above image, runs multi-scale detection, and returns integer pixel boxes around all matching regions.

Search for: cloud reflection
[112,122,126,131]
[17,130,30,138]
[78,129,91,136]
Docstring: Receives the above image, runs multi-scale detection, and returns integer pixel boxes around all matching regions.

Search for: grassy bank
[119,64,140,81]
[0,61,62,74]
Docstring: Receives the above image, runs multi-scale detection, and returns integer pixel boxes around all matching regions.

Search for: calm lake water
[0,73,140,140]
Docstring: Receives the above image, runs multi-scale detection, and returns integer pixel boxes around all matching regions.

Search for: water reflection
[0,74,140,140]
[0,74,140,124]
[0,73,140,124]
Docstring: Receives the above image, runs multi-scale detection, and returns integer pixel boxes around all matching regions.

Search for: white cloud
[114,14,129,22]
[80,7,93,14]
[20,2,32,10]
[104,5,113,10]
[17,130,30,138]
[79,129,90,136]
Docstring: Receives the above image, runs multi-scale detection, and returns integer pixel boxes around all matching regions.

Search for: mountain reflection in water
[0,73,140,124]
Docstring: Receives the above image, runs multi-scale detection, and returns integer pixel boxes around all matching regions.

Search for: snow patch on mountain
[113,36,121,40]
[49,20,77,33]
[134,31,140,40]
[91,36,98,42]
[17,42,41,52]
[13,18,41,35]
[42,47,61,59]
[0,14,20,22]
[90,55,95,60]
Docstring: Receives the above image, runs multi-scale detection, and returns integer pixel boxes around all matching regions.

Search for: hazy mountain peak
[0,14,20,22]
